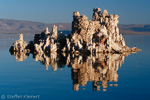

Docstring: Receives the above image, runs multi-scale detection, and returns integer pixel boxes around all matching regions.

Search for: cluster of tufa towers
[10,8,140,56]
[9,8,141,91]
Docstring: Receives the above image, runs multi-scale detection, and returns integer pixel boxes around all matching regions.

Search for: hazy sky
[0,0,149,24]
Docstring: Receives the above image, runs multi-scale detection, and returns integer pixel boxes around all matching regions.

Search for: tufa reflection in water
[10,50,131,91]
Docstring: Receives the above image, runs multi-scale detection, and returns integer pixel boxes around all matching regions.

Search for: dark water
[0,34,150,100]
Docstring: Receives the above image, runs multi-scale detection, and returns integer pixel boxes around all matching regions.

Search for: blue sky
[0,0,149,24]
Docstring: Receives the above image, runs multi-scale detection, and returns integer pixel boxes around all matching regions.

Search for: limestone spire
[45,27,50,34]
[73,11,80,17]
[19,34,23,41]
[52,25,57,38]
[92,8,101,21]
[101,9,108,18]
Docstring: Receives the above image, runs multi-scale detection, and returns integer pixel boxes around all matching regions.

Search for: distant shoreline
[0,18,150,35]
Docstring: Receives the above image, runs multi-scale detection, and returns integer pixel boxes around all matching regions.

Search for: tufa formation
[10,34,27,52]
[9,8,141,92]
[10,8,141,55]
[71,8,140,53]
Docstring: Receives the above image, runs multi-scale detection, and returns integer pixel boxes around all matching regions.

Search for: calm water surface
[0,34,150,100]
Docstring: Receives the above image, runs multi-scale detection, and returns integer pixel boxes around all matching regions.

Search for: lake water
[0,34,150,100]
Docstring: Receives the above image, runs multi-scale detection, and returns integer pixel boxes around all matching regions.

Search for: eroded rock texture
[33,25,58,53]
[10,34,28,52]
[70,8,140,53]
[10,8,140,55]
[9,8,141,92]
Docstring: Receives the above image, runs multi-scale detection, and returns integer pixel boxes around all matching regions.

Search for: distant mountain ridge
[0,18,150,35]
[0,18,71,34]
[119,24,150,35]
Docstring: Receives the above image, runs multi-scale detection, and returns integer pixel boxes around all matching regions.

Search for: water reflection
[33,52,58,71]
[10,51,28,62]
[70,53,125,91]
[10,51,131,91]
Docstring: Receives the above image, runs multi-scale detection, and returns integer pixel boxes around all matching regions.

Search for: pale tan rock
[71,8,131,53]
[45,27,50,34]
[66,38,70,51]
[50,39,57,52]
[51,25,57,39]
[92,8,101,21]
[101,9,108,18]
[34,43,43,53]
[73,11,80,17]
[19,34,23,41]
[13,34,27,52]
[10,8,140,58]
